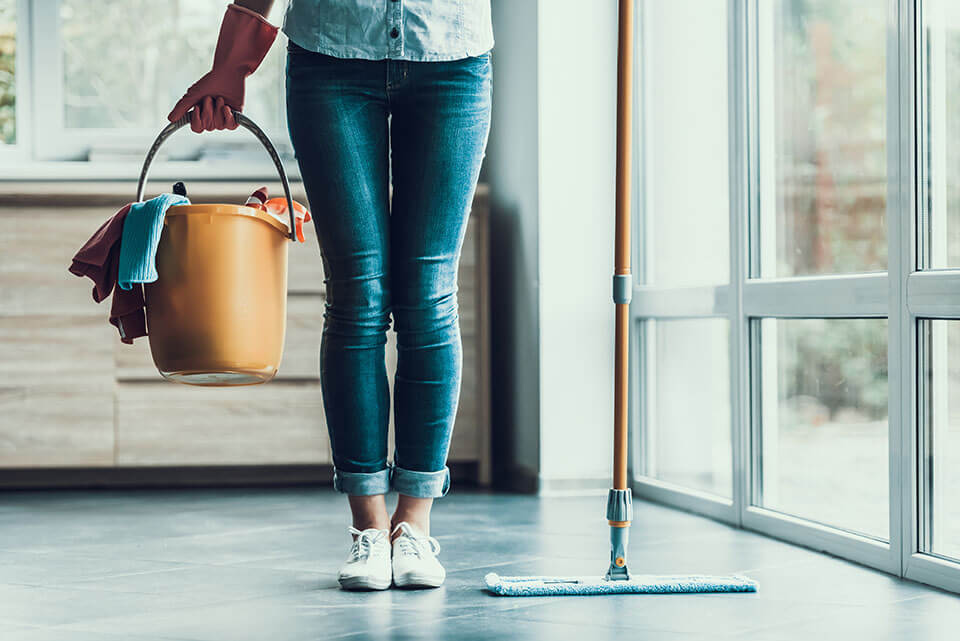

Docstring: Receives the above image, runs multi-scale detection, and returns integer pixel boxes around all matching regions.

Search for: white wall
[487,0,619,492]
[536,0,618,489]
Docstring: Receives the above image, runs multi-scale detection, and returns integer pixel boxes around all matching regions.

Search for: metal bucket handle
[136,108,297,241]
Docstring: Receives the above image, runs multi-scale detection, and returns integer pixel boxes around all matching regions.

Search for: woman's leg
[386,53,494,536]
[286,43,393,531]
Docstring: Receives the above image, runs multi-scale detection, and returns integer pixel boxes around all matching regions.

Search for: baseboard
[0,461,481,490]
[491,464,539,494]
[536,477,611,496]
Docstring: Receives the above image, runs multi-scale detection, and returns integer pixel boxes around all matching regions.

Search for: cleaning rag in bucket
[265,196,311,242]
[68,203,149,344]
[117,193,190,290]
[244,186,311,242]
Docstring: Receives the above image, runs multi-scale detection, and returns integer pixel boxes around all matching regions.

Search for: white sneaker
[338,526,391,591]
[391,521,445,588]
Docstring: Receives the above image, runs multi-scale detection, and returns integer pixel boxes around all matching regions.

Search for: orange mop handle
[606,0,635,581]
[613,0,634,495]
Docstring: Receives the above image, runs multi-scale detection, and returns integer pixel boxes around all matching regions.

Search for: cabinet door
[115,381,329,466]
[0,208,116,467]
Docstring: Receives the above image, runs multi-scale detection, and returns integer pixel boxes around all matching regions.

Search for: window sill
[0,178,309,207]
[0,159,302,182]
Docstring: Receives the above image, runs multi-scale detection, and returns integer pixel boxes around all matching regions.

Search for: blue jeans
[285,41,492,499]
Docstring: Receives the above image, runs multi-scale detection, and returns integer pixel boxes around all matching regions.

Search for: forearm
[235,0,274,18]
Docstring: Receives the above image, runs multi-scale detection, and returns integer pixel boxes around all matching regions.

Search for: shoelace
[392,521,441,559]
[347,526,388,562]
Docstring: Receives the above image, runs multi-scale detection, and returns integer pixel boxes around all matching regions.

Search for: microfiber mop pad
[483,572,758,596]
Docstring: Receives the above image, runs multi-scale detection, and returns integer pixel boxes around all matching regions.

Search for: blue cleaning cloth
[117,193,190,290]
[483,572,758,596]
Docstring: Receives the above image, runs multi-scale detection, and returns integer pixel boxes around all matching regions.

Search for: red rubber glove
[167,3,278,133]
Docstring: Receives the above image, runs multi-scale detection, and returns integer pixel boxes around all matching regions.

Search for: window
[1,0,290,170]
[921,1,960,269]
[56,1,285,134]
[758,317,888,540]
[634,0,733,510]
[643,0,729,288]
[918,0,960,575]
[757,0,887,278]
[646,318,731,498]
[921,320,960,562]
[0,0,16,145]
[632,0,960,596]
[752,0,890,544]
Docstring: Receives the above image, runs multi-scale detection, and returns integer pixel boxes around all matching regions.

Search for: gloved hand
[167,3,278,133]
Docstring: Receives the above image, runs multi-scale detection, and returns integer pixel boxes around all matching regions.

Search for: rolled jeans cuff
[389,463,450,498]
[332,467,391,496]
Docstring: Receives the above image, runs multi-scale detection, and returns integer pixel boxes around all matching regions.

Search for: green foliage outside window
[0,0,15,145]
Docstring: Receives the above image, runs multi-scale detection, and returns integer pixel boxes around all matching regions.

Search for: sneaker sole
[338,575,392,591]
[392,572,446,589]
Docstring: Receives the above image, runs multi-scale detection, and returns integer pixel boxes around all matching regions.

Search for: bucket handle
[136,108,297,241]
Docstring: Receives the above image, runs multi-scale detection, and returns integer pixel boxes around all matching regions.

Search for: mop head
[483,572,758,596]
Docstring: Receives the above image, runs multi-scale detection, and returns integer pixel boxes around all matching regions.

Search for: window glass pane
[646,319,731,497]
[644,0,729,287]
[758,1,887,277]
[759,318,888,539]
[922,320,960,561]
[921,2,960,269]
[0,0,14,144]
[59,1,285,131]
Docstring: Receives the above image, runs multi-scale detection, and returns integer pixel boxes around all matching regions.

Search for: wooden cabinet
[0,182,490,486]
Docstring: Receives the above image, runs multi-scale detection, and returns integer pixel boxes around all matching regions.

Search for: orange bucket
[135,111,300,386]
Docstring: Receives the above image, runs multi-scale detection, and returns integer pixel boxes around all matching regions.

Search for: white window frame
[629,0,960,596]
[1,0,295,180]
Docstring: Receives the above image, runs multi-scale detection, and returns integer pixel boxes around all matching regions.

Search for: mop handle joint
[606,488,633,522]
[613,273,632,304]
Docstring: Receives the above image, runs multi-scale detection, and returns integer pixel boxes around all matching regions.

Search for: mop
[483,0,757,597]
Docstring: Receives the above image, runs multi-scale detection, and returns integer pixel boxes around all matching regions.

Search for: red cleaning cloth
[67,203,148,344]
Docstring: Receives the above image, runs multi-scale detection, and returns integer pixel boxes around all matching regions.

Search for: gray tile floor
[0,488,957,640]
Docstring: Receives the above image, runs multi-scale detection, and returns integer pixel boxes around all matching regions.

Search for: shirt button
[390,27,399,38]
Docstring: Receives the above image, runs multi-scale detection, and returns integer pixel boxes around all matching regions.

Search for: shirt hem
[283,27,493,62]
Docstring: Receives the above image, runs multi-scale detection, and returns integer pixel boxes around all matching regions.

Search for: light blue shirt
[282,0,494,62]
